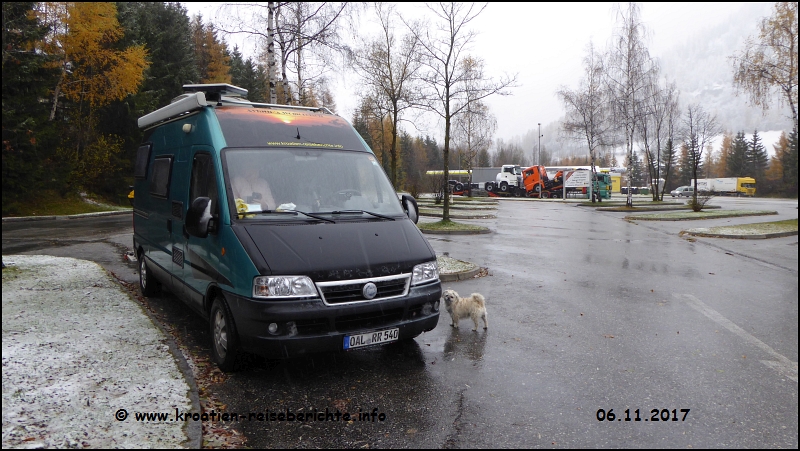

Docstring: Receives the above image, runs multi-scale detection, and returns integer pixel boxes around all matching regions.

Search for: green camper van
[132,84,441,371]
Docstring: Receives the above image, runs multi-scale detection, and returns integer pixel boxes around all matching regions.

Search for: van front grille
[316,274,410,305]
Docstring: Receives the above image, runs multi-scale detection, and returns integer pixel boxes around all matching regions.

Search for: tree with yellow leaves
[37,2,148,118]
[34,2,148,192]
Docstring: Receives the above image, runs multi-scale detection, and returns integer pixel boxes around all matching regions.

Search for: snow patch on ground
[2,255,191,448]
[437,255,477,274]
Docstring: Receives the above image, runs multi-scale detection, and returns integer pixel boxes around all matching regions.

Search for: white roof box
[138,91,207,130]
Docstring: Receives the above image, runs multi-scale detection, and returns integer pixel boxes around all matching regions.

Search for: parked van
[670,185,694,197]
[132,84,441,371]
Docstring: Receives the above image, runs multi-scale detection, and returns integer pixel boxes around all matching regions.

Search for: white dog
[441,289,488,331]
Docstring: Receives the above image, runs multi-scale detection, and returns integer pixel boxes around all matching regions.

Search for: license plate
[343,328,399,350]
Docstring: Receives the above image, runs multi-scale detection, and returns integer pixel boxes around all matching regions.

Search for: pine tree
[2,2,61,212]
[351,100,373,150]
[675,143,692,187]
[628,150,646,186]
[115,2,198,111]
[661,138,678,192]
[747,130,769,190]
[727,131,749,177]
[780,128,798,196]
[230,46,267,102]
[425,136,443,169]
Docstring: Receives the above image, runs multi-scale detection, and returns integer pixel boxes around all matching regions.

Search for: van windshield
[224,148,404,219]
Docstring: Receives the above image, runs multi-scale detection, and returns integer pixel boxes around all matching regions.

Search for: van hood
[235,219,436,282]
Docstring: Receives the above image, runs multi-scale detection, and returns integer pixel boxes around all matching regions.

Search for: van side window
[150,157,172,198]
[190,153,219,214]
[134,144,152,179]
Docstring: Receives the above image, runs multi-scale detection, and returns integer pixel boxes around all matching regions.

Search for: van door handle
[167,219,172,233]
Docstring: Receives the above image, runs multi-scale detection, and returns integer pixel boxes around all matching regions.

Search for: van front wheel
[210,296,240,372]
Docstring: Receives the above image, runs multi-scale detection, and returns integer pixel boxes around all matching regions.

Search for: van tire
[138,252,160,297]
[210,295,240,372]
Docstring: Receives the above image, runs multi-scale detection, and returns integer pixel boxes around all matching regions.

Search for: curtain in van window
[190,153,219,214]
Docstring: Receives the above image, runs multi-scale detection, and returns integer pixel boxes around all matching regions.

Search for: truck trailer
[694,177,756,196]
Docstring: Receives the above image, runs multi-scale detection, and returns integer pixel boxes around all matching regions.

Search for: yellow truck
[695,177,756,196]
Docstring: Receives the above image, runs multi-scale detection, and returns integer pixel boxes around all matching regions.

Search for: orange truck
[485,165,610,200]
[485,165,563,198]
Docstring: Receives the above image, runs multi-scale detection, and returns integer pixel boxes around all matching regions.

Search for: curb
[420,228,492,235]
[67,210,132,219]
[683,230,798,239]
[2,210,132,222]
[439,266,481,282]
[419,213,496,219]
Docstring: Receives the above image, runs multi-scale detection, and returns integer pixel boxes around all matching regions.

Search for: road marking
[679,293,798,383]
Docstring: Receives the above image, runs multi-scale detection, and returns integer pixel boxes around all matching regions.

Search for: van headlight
[411,261,439,286]
[253,276,317,298]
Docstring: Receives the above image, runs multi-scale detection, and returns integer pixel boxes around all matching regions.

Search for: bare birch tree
[218,2,350,105]
[639,74,683,201]
[656,81,681,200]
[681,103,720,210]
[267,2,277,103]
[605,2,657,207]
[351,3,421,188]
[410,2,516,221]
[452,99,496,196]
[557,41,612,203]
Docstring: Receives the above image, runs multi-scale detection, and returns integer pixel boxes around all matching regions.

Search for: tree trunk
[443,96,451,222]
[49,67,65,121]
[390,107,399,188]
[268,2,277,104]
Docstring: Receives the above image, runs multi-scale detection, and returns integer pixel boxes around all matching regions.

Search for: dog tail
[472,293,485,307]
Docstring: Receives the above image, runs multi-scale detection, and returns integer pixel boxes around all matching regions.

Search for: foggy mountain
[507,2,793,164]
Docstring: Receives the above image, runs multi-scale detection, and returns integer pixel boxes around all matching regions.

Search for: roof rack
[218,95,334,115]
[138,83,335,129]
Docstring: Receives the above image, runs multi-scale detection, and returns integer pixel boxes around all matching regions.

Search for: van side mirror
[186,197,212,238]
[401,194,419,224]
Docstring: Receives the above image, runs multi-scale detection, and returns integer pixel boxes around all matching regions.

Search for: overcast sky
[184,2,772,145]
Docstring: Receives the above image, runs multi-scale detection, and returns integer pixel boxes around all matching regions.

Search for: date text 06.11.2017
[596,408,690,422]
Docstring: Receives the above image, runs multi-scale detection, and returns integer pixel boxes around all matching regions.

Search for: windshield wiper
[251,209,335,223]
[330,210,396,221]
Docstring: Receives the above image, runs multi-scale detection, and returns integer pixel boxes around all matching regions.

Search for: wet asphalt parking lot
[2,196,797,447]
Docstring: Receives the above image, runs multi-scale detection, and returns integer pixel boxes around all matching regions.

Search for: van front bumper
[223,281,441,358]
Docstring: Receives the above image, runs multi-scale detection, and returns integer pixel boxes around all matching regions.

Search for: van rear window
[215,107,369,152]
